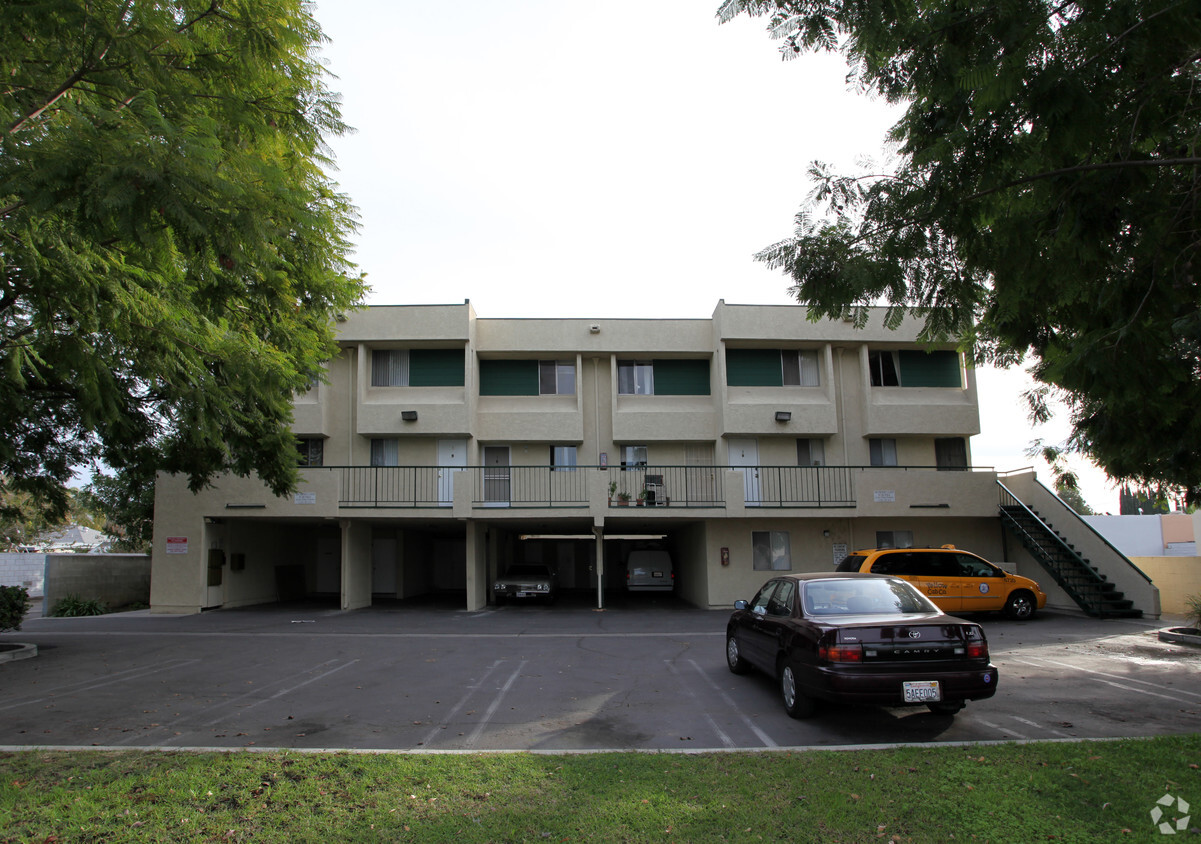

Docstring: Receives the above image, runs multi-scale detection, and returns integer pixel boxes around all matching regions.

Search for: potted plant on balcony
[608,481,617,506]
[636,487,648,507]
[616,491,631,506]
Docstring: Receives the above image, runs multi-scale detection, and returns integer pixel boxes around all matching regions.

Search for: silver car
[493,564,558,605]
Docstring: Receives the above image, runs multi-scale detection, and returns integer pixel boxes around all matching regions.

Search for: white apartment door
[483,446,510,506]
[437,439,467,506]
[727,438,761,506]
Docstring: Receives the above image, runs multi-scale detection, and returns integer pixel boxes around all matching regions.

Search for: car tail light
[819,643,863,663]
[966,641,988,659]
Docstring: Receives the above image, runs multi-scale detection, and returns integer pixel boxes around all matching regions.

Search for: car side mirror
[734,600,748,611]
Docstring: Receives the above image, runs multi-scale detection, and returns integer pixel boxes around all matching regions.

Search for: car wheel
[780,663,816,719]
[1003,590,1036,620]
[726,635,750,674]
[927,700,966,715]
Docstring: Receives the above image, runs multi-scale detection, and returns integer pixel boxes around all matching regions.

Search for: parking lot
[1,597,1198,752]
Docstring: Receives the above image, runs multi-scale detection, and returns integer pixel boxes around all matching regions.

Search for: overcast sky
[311,0,1118,512]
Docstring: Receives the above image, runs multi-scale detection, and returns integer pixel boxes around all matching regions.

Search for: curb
[1157,627,1201,647]
[0,642,37,664]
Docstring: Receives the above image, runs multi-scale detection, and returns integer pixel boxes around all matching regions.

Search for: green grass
[2,736,1198,842]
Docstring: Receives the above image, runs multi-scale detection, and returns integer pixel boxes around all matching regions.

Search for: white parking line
[1009,715,1072,738]
[976,718,1030,739]
[464,661,527,749]
[1007,656,1201,706]
[419,660,506,748]
[0,659,200,713]
[686,659,778,748]
[664,661,734,748]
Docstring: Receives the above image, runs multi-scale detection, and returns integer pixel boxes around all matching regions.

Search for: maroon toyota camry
[726,572,998,718]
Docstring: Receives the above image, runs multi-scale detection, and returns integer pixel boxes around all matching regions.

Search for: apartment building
[149,300,1155,616]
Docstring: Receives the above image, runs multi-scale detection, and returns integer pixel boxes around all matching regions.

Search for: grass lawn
[2,736,1199,842]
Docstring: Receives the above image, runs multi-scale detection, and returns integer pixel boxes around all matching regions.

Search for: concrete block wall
[0,553,46,597]
[42,554,151,612]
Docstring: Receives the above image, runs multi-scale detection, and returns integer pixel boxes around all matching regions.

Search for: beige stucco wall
[1130,557,1201,616]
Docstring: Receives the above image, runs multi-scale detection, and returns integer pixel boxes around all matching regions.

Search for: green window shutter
[409,349,464,386]
[897,350,962,388]
[652,359,710,395]
[726,349,783,386]
[479,359,538,396]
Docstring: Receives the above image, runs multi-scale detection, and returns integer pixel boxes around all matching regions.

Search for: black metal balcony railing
[328,464,873,509]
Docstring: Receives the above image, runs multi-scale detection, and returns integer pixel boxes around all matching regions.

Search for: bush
[1185,593,1201,631]
[50,594,107,617]
[0,585,32,632]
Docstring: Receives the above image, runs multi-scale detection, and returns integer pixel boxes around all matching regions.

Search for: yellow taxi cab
[834,545,1047,619]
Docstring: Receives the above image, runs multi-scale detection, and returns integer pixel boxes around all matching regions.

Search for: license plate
[903,681,941,703]
[517,591,538,598]
[652,571,664,578]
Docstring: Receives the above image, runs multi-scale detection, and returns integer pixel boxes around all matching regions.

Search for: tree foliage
[720,0,1201,499]
[1,0,365,522]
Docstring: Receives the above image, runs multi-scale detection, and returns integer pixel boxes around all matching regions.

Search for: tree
[720,1,1201,500]
[1,0,365,523]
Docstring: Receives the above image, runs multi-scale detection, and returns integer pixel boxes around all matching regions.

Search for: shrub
[50,594,107,617]
[0,585,32,632]
[1185,593,1201,632]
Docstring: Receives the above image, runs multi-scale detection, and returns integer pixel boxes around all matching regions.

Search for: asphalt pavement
[1,594,1198,752]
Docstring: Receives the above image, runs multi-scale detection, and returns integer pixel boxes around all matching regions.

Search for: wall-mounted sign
[873,490,896,503]
[832,543,848,565]
[166,536,188,555]
[294,492,317,505]
[720,547,730,566]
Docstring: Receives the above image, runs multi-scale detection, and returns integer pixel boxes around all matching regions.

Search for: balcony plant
[616,491,631,506]
[607,481,617,505]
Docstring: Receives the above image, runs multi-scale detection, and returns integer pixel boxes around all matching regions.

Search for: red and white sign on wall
[165,536,189,555]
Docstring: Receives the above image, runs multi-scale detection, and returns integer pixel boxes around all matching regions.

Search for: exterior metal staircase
[998,484,1143,618]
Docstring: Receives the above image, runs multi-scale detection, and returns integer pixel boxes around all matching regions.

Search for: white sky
[312,0,1118,512]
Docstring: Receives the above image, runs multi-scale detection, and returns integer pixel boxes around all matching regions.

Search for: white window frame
[539,360,576,395]
[550,445,578,471]
[782,350,821,386]
[797,438,825,467]
[621,445,648,469]
[752,530,792,571]
[371,349,410,387]
[617,361,655,395]
[869,438,898,467]
[370,438,399,467]
[876,530,914,549]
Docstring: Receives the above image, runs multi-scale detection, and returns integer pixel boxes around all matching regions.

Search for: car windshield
[802,578,937,616]
[503,565,549,578]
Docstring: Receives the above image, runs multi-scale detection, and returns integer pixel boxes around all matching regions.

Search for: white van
[625,550,674,592]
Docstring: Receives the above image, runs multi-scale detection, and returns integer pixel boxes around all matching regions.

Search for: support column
[593,516,605,610]
[465,521,488,611]
[340,519,372,610]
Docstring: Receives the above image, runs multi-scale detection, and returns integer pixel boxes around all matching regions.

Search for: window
[869,349,962,388]
[481,359,572,396]
[935,437,968,470]
[868,350,900,387]
[372,348,464,387]
[726,349,820,387]
[550,445,577,471]
[296,437,324,467]
[875,530,914,550]
[869,438,898,466]
[752,531,792,571]
[370,438,399,467]
[797,438,825,466]
[539,361,576,395]
[621,445,648,469]
[617,361,654,395]
[372,349,409,386]
[782,350,821,386]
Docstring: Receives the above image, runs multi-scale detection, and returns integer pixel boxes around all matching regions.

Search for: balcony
[315,464,996,514]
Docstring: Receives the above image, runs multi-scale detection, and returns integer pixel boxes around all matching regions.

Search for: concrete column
[341,519,372,610]
[465,521,488,611]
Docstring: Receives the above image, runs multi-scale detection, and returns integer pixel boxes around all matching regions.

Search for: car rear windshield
[835,554,866,572]
[802,578,937,616]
